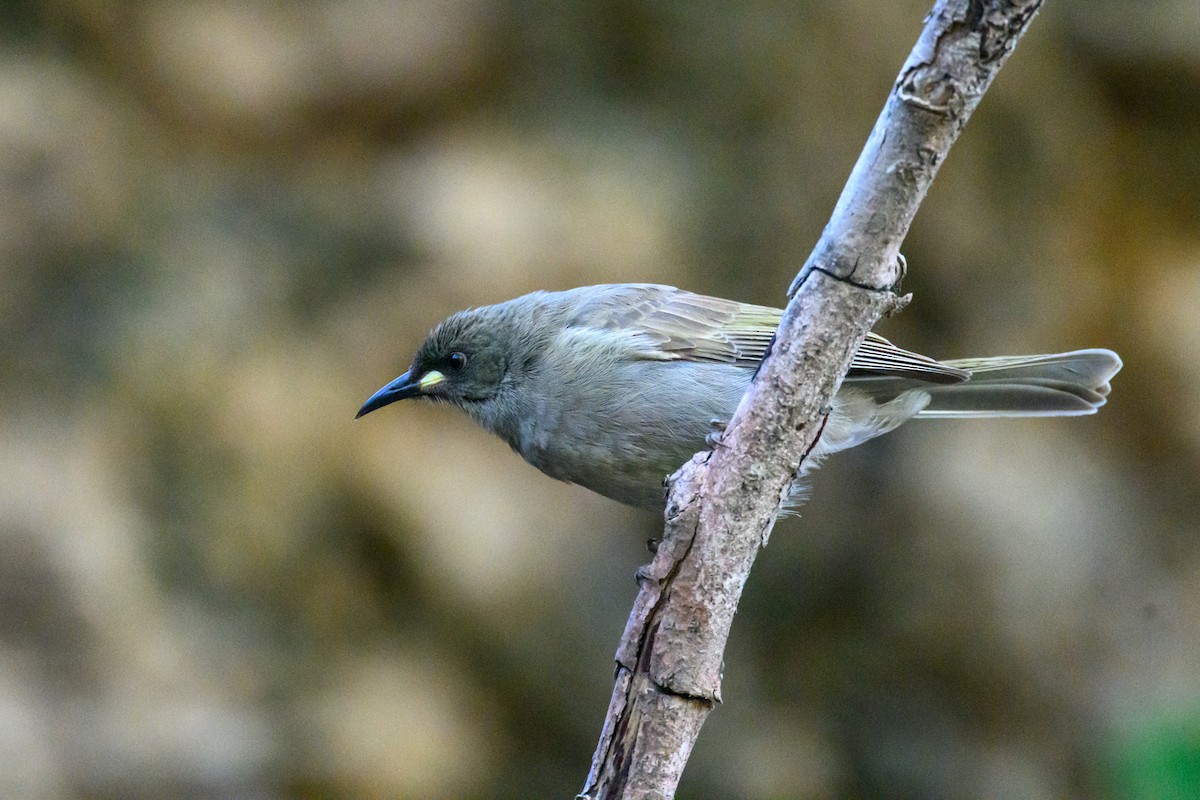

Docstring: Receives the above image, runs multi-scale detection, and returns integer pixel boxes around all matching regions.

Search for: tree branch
[579,2,1045,798]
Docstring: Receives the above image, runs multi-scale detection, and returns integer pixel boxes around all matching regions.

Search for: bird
[356,284,1121,509]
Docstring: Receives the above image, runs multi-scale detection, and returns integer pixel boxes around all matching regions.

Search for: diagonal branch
[579,1,1046,798]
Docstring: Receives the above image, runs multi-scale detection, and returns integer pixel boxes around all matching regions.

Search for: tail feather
[918,348,1122,418]
[844,348,1122,419]
[943,349,1119,389]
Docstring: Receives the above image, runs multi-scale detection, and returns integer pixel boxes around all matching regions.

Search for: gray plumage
[357,284,1122,508]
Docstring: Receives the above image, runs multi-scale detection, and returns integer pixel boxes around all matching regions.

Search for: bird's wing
[568,284,778,366]
[570,284,969,383]
[850,333,971,384]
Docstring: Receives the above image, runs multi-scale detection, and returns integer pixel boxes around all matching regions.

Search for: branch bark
[579,1,1046,798]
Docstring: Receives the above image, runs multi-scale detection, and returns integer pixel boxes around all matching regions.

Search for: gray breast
[519,358,750,507]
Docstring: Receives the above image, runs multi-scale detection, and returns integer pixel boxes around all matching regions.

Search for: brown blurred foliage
[1,1,1199,797]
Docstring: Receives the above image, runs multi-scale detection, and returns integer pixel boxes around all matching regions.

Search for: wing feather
[567,284,970,384]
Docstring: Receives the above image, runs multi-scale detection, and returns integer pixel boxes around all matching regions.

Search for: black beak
[356,371,421,418]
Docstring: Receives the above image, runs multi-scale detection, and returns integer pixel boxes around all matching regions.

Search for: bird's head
[356,307,515,419]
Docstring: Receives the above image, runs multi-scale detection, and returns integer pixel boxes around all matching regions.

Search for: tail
[819,348,1121,454]
[794,347,1121,511]
[916,348,1122,418]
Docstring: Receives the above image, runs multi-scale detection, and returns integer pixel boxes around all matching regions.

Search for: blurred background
[1,1,1198,797]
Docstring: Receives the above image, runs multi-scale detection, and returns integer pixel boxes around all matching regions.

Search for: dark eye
[447,352,467,372]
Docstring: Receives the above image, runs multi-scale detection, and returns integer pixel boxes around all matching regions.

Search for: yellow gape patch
[419,370,445,391]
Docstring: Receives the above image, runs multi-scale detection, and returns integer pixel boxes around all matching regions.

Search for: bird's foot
[705,418,728,449]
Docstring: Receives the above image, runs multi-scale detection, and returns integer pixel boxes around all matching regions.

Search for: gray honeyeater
[356,284,1121,509]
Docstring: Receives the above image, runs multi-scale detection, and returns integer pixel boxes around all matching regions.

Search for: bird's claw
[705,418,728,449]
